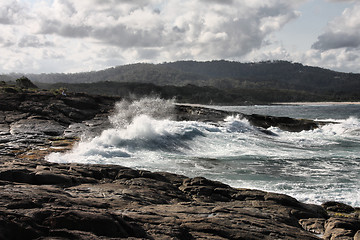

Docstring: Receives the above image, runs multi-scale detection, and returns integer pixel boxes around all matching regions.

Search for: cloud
[312,32,360,50]
[0,28,16,47]
[301,48,360,73]
[0,0,26,25]
[18,35,54,48]
[0,0,307,73]
[325,0,355,2]
[33,0,303,58]
[312,3,360,51]
[199,0,234,4]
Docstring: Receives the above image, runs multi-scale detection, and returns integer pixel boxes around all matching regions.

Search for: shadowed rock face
[0,91,358,240]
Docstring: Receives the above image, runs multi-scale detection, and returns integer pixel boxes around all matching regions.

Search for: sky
[0,0,359,74]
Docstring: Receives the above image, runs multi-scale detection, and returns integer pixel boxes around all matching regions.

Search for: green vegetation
[37,81,343,105]
[0,77,39,94]
[2,60,360,104]
[16,76,38,89]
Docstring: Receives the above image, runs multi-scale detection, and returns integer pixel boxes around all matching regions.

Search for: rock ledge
[1,91,358,240]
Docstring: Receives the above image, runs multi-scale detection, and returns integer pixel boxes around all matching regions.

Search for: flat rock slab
[0,158,330,240]
[10,118,66,136]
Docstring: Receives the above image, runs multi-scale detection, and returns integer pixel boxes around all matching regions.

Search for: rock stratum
[0,91,359,240]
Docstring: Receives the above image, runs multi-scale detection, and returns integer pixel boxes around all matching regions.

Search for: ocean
[47,98,360,207]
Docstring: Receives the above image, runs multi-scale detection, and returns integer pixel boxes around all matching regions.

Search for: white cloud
[297,2,360,72]
[325,0,355,2]
[0,0,322,73]
[301,48,359,72]
[0,0,27,25]
[312,3,360,50]
[18,35,54,48]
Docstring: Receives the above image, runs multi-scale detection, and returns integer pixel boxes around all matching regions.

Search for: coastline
[0,91,359,239]
[274,101,360,105]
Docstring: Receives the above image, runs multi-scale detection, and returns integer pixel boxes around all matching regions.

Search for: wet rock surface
[0,91,358,239]
[175,105,330,132]
[0,91,116,157]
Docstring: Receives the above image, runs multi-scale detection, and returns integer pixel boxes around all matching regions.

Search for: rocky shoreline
[0,91,359,240]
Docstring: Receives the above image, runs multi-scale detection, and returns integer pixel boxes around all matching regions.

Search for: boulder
[323,218,360,240]
[322,201,356,214]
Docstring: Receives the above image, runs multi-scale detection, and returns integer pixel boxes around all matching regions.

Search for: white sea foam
[320,117,360,136]
[47,98,360,207]
[109,97,176,128]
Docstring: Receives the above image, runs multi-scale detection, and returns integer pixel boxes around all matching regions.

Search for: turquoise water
[47,99,360,207]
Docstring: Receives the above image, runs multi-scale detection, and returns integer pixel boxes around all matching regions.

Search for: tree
[16,76,38,89]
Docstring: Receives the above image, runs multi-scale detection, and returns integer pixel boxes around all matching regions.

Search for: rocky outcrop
[175,104,330,132]
[0,91,118,124]
[0,156,327,240]
[323,218,360,240]
[1,155,358,240]
[0,91,117,157]
[0,91,358,239]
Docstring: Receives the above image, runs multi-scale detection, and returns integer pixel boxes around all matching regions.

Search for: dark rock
[179,177,236,202]
[0,91,355,240]
[299,218,326,235]
[323,218,360,240]
[175,104,332,132]
[34,171,73,185]
[4,112,30,123]
[0,91,119,126]
[0,212,44,240]
[0,157,331,239]
[264,192,301,208]
[0,168,35,184]
[10,118,66,136]
[322,201,356,214]
[6,199,42,209]
[44,210,135,238]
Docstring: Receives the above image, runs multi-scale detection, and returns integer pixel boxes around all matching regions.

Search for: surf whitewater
[47,97,360,207]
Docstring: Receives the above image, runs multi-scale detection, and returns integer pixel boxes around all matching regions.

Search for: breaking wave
[47,98,360,206]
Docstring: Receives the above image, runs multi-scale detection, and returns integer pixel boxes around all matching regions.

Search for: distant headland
[1,60,360,105]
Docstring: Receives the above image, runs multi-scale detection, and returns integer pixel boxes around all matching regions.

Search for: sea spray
[47,99,360,207]
[109,97,176,128]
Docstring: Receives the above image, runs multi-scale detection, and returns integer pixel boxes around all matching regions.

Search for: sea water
[47,98,360,207]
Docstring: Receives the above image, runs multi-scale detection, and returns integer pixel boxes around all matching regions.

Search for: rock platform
[0,91,359,239]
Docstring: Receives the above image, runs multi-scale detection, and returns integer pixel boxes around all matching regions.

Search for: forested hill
[2,60,360,95]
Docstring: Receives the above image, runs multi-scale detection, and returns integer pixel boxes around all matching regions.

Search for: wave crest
[319,117,360,136]
[109,97,175,128]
